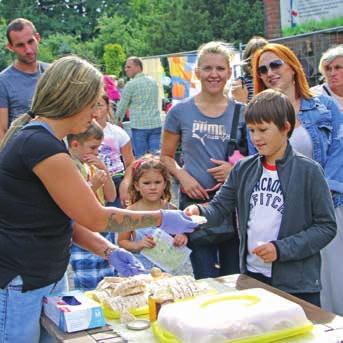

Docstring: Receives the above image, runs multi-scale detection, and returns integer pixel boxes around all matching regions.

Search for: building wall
[262,0,343,86]
[263,0,281,39]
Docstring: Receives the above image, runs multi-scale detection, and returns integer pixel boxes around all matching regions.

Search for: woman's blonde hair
[242,36,268,75]
[252,43,312,99]
[196,41,234,68]
[0,55,103,149]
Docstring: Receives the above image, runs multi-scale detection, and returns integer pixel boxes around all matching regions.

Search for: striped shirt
[244,75,254,101]
[116,73,161,129]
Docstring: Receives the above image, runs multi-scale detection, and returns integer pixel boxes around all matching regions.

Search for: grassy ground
[282,16,343,36]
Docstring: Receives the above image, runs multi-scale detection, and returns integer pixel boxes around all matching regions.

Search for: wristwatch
[104,246,116,260]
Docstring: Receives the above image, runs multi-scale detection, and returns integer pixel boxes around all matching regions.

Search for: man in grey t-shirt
[0,18,48,141]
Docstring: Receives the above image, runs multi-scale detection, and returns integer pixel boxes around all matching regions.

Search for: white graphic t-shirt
[246,161,284,277]
[98,123,130,175]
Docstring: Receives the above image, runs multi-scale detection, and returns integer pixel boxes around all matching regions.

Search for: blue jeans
[131,127,161,157]
[188,235,240,279]
[0,274,68,343]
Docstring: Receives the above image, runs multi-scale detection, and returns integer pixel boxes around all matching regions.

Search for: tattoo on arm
[105,213,159,233]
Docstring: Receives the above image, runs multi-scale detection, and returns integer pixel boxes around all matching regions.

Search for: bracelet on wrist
[104,246,116,260]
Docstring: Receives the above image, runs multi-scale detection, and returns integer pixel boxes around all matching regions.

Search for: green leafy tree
[103,43,126,75]
[149,0,213,53]
[0,19,12,70]
[0,0,265,65]
[39,33,100,64]
[221,0,264,44]
[0,0,42,23]
[39,33,78,62]
[95,14,148,57]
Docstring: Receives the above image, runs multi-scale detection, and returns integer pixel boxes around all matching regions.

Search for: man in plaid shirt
[116,57,162,157]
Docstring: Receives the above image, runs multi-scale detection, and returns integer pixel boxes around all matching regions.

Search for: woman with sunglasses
[251,43,343,314]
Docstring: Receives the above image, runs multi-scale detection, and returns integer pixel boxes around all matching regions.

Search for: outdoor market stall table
[41,274,343,342]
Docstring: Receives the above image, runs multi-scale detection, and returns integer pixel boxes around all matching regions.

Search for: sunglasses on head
[258,59,284,76]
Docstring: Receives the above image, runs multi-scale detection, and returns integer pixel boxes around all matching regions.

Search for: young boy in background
[67,121,117,290]
[67,121,116,205]
[185,89,336,306]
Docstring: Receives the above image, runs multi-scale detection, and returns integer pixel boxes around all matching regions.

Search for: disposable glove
[159,209,198,235]
[108,247,146,277]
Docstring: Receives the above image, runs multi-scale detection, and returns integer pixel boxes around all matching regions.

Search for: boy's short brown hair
[245,89,295,137]
[67,120,103,145]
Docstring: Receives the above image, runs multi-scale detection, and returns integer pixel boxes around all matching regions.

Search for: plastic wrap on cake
[153,288,313,343]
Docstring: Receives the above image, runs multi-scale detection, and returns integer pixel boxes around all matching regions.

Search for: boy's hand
[183,205,200,217]
[139,236,156,250]
[173,234,188,246]
[208,159,233,183]
[252,243,277,263]
[90,170,108,190]
[84,155,107,171]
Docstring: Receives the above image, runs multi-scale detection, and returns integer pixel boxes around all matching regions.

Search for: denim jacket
[248,95,343,207]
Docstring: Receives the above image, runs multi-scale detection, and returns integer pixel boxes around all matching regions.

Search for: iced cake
[154,288,313,343]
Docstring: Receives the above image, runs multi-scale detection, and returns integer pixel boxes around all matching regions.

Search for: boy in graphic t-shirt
[185,89,336,307]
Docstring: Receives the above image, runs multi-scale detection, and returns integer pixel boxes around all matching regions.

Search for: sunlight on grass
[282,16,343,36]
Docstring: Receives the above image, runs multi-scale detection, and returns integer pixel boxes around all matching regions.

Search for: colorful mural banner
[280,0,343,30]
[167,53,200,101]
[142,58,164,112]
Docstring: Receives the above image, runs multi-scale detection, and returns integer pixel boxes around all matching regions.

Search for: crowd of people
[0,17,343,343]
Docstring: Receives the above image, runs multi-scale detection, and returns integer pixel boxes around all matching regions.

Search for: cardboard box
[43,291,105,333]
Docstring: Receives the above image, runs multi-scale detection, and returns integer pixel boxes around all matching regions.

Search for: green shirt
[116,73,161,129]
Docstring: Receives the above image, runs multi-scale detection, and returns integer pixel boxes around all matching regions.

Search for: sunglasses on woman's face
[257,59,284,76]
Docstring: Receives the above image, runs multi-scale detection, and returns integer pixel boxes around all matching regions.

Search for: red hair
[252,43,312,99]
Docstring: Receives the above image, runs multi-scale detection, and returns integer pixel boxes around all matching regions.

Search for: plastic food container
[152,288,313,343]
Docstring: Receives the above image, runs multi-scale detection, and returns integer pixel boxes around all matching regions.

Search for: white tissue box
[43,291,105,333]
